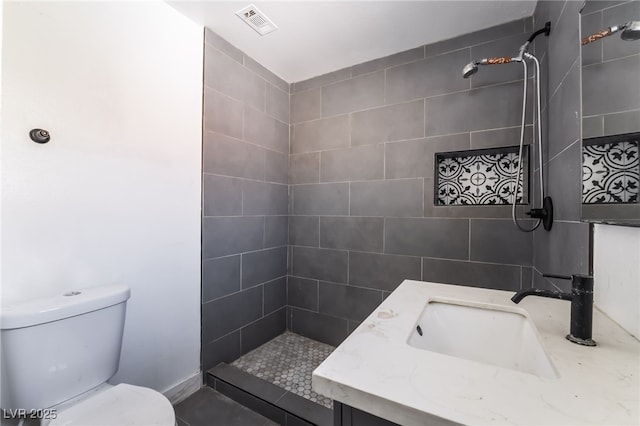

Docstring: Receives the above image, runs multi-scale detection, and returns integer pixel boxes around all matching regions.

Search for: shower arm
[582,27,619,45]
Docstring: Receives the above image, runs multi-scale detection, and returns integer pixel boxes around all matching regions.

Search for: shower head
[462,62,479,78]
[621,21,640,40]
[461,57,518,78]
[582,21,640,44]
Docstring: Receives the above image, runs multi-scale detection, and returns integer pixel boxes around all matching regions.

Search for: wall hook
[29,129,50,144]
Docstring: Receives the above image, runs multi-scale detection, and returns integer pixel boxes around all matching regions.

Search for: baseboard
[163,371,202,405]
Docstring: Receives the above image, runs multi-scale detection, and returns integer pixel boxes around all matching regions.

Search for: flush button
[63,291,81,296]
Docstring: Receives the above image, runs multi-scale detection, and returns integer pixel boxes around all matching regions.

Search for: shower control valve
[526,208,547,219]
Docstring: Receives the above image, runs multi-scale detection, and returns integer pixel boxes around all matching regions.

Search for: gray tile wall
[532,1,590,292]
[202,8,593,355]
[581,0,640,138]
[288,18,537,346]
[202,28,289,372]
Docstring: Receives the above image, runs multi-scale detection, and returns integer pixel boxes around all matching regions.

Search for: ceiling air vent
[236,4,278,36]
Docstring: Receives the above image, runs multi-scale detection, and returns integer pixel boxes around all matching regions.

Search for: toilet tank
[1,284,131,410]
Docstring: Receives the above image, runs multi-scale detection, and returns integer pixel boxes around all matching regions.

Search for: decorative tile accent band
[582,133,639,204]
[435,146,528,206]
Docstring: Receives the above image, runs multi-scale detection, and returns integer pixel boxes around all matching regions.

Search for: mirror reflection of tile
[582,134,639,204]
[436,146,526,206]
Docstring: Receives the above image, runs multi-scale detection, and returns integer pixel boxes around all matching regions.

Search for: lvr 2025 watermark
[2,409,58,420]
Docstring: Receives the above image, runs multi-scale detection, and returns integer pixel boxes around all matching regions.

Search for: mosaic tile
[583,138,639,204]
[231,331,335,409]
[435,146,527,206]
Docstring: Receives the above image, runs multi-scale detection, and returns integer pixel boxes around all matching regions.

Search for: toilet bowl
[0,285,176,426]
[47,383,175,426]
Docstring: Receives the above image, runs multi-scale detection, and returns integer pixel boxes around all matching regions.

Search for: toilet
[0,284,176,425]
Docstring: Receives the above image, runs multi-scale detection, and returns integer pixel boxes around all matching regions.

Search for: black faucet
[511,274,596,346]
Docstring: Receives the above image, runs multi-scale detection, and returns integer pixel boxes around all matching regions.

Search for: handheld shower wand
[582,21,640,44]
[461,22,552,233]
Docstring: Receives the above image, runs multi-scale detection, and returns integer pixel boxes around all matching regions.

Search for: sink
[407,299,557,378]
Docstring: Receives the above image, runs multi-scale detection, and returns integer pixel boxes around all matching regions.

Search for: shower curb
[208,363,332,426]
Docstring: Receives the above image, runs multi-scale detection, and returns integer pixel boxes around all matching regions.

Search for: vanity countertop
[312,280,640,425]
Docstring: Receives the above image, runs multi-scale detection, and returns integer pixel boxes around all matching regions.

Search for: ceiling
[168,1,537,83]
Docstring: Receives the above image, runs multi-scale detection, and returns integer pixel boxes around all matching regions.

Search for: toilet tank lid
[1,284,130,330]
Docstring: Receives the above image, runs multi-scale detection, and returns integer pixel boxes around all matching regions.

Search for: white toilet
[1,284,176,425]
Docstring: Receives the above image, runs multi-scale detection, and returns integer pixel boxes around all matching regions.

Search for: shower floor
[231,331,335,409]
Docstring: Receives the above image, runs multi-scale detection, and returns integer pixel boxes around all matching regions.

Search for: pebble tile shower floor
[231,331,335,409]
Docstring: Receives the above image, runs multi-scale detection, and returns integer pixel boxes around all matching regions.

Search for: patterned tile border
[435,146,528,206]
[583,133,639,204]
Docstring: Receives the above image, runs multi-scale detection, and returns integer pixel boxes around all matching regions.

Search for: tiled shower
[201,0,590,420]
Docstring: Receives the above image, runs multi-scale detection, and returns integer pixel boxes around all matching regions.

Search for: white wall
[1,1,203,395]
[594,224,640,339]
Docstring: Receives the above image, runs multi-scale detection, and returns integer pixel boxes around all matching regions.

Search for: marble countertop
[312,280,640,425]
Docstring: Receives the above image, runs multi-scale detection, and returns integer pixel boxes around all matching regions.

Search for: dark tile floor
[174,387,278,426]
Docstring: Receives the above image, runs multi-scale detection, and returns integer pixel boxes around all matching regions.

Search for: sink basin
[407,299,557,378]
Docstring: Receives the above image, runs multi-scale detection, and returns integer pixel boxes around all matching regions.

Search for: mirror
[580,0,640,226]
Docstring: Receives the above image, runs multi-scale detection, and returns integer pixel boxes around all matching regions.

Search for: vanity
[312,280,640,425]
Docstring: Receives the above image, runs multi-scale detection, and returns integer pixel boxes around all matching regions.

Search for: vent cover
[236,4,278,36]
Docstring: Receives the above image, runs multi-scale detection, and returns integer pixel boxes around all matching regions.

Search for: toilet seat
[48,383,175,426]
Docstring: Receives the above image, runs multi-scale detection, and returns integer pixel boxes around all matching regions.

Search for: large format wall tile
[318,282,383,322]
[203,132,265,180]
[202,255,241,303]
[422,258,522,291]
[292,183,349,216]
[321,70,385,117]
[582,55,640,118]
[385,218,469,259]
[264,216,288,248]
[469,219,533,265]
[291,88,321,124]
[386,49,470,103]
[289,152,320,184]
[242,181,288,216]
[266,84,289,124]
[240,308,286,354]
[202,30,291,368]
[320,144,384,182]
[204,89,243,139]
[287,276,319,311]
[547,60,581,159]
[319,217,384,252]
[289,216,319,247]
[265,150,288,184]
[547,0,581,95]
[203,331,241,372]
[263,280,287,315]
[425,81,529,136]
[202,286,263,344]
[288,307,350,346]
[203,174,242,217]
[292,246,348,284]
[351,46,424,77]
[244,106,289,154]
[204,44,265,111]
[385,134,470,179]
[242,247,287,289]
[350,179,423,217]
[351,100,424,146]
[348,251,421,291]
[202,217,264,259]
[292,115,350,153]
